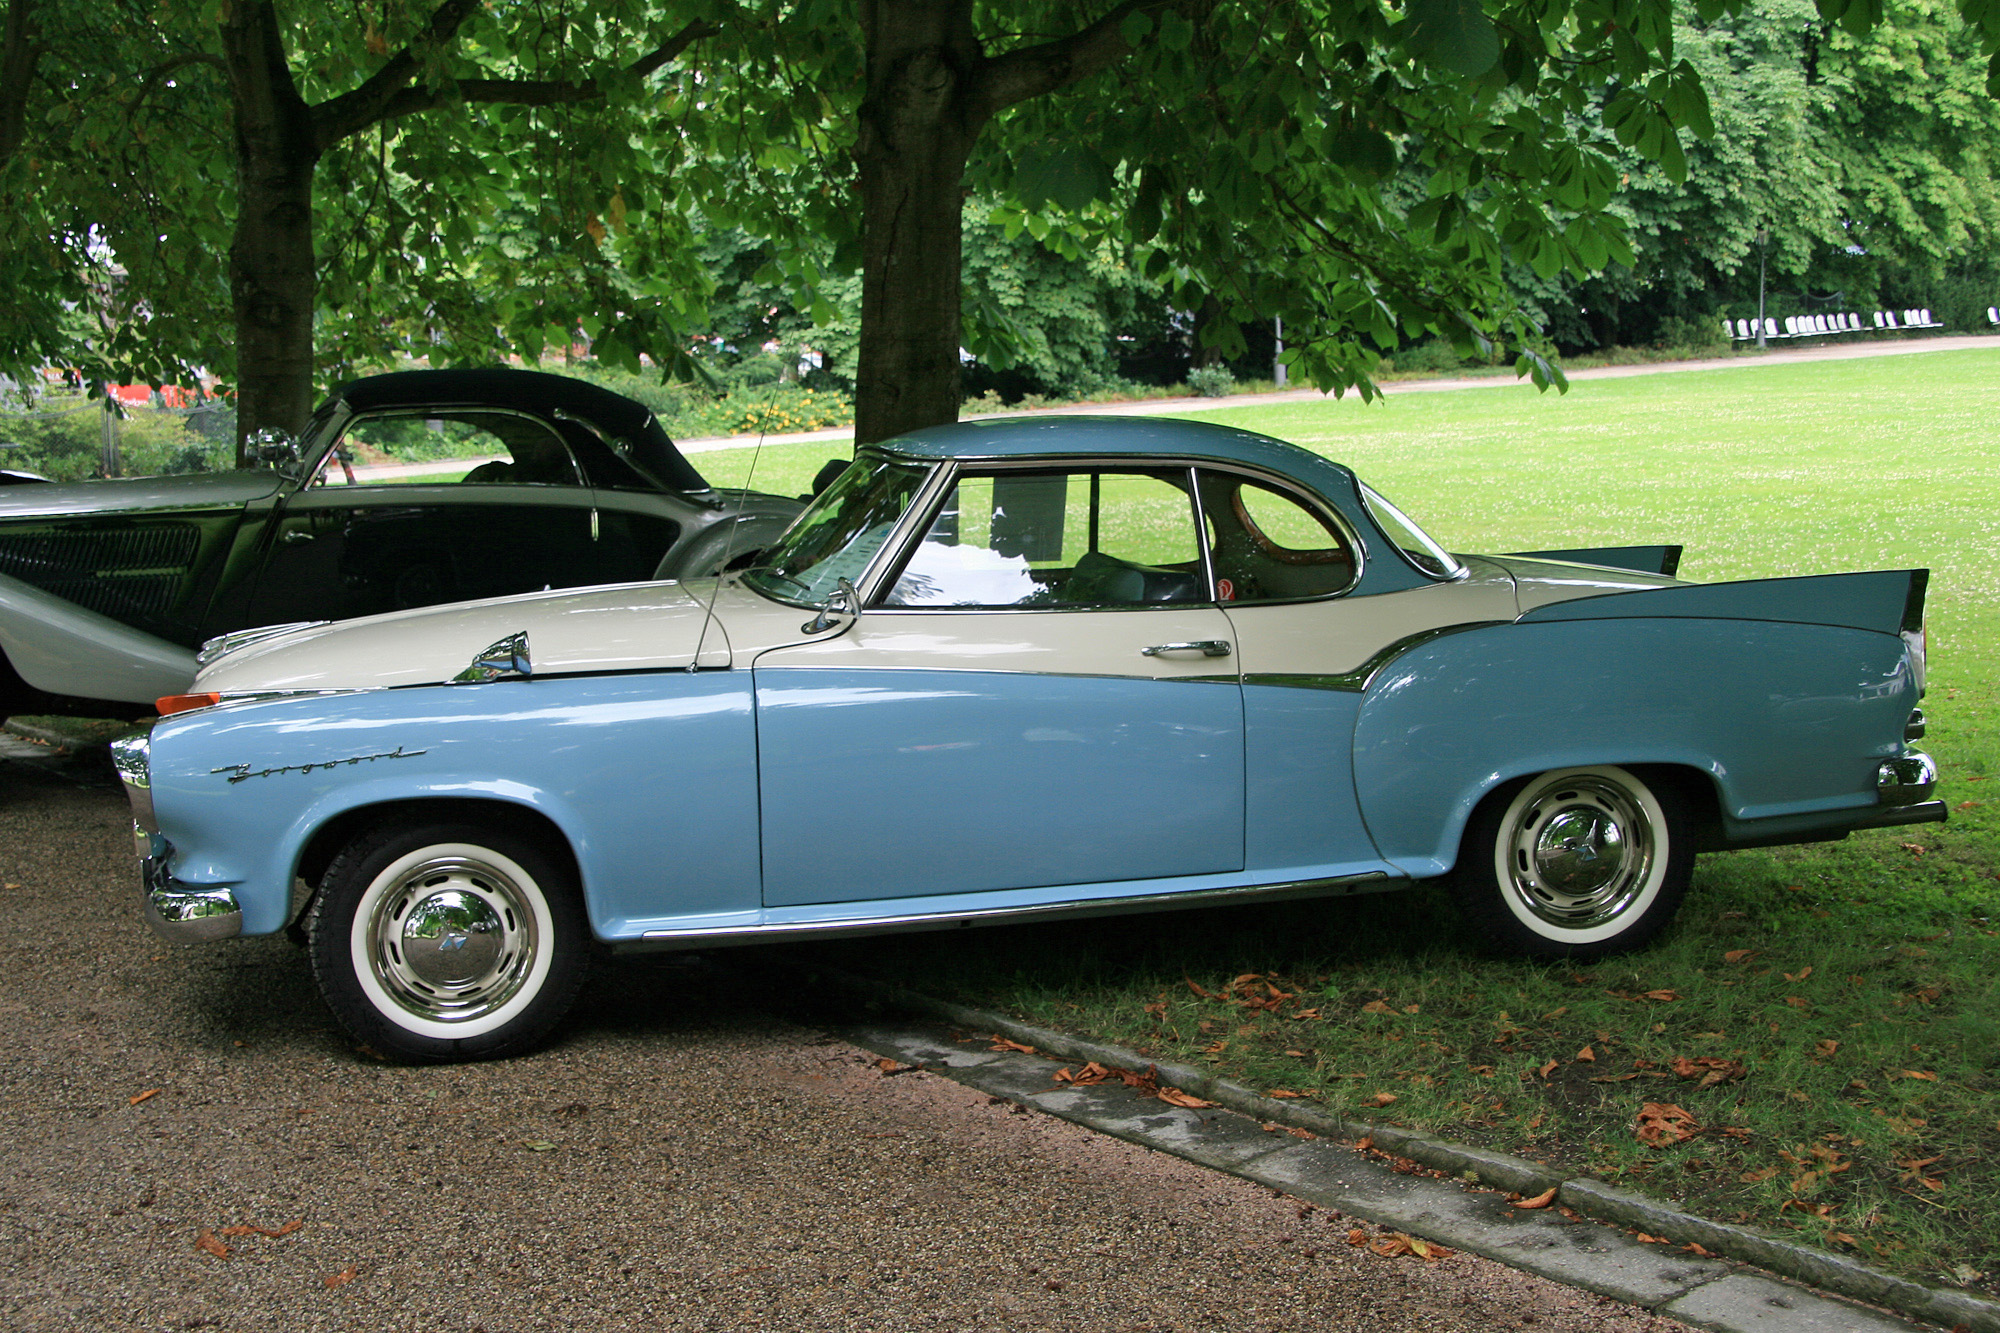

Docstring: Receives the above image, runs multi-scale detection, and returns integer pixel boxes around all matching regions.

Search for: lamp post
[1756,229,1769,349]
[1273,316,1286,387]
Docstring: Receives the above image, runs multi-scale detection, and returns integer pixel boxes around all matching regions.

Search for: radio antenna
[688,425,767,672]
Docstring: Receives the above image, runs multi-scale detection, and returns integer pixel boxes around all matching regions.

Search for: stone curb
[815,966,1998,1333]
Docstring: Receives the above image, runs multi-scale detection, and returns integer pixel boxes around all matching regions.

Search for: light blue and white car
[112,416,1943,1062]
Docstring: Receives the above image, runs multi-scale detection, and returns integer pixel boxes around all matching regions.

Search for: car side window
[1196,470,1356,602]
[884,468,1206,608]
[312,411,582,488]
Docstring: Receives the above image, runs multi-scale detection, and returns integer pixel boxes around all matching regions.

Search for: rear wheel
[307,817,591,1063]
[1455,766,1692,959]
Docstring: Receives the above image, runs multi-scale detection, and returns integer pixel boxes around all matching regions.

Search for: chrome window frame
[863,455,1359,614]
[308,405,588,491]
[1188,461,1368,605]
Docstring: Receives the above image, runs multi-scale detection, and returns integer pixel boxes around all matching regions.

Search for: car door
[244,409,605,626]
[754,464,1246,909]
[1195,467,1516,878]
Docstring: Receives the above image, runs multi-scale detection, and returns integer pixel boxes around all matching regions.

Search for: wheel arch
[293,796,583,928]
[1446,761,1723,875]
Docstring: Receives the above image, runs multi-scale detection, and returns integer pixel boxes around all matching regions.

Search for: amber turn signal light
[155,692,221,716]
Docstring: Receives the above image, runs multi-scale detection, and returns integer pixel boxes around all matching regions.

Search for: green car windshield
[742,457,931,604]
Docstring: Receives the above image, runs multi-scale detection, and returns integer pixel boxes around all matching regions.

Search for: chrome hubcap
[1503,775,1655,930]
[367,857,538,1023]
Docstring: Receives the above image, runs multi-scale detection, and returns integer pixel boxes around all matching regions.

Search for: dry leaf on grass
[1635,1102,1699,1146]
[1668,1055,1747,1088]
[1365,1091,1397,1107]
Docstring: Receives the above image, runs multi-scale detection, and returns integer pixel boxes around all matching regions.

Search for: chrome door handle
[1141,640,1231,658]
[281,530,314,545]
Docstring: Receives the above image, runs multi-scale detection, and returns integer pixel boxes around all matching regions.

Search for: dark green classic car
[0,369,802,714]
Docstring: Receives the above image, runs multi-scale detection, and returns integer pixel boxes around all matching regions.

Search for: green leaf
[1327,128,1399,180]
[1015,143,1115,213]
[1402,0,1501,77]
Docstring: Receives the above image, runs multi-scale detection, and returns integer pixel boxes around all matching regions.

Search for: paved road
[0,759,1695,1333]
[672,331,2000,455]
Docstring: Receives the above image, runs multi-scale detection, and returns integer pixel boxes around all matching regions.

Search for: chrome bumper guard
[110,731,243,943]
[1856,751,1948,831]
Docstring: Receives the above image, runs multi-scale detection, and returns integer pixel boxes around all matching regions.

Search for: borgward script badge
[211,746,428,784]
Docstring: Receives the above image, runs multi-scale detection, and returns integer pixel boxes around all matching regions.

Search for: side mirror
[800,578,861,634]
[249,427,299,470]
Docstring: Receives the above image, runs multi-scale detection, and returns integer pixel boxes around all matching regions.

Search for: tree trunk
[220,1,321,463]
[1,0,37,167]
[853,2,988,445]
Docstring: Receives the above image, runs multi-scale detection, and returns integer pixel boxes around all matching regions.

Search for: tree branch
[314,12,720,147]
[976,0,1206,118]
[127,53,230,122]
[310,0,483,149]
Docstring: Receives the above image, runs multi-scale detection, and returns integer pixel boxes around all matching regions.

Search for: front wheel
[307,818,591,1063]
[1454,766,1692,960]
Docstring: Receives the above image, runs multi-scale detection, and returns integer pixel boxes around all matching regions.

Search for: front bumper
[110,731,243,943]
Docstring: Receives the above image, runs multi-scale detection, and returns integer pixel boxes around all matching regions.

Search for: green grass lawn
[786,347,2000,1300]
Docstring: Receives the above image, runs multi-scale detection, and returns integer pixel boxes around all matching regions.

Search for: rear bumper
[1855,751,1946,831]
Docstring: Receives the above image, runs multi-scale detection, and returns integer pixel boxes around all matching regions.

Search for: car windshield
[742,456,931,604]
[1359,484,1464,580]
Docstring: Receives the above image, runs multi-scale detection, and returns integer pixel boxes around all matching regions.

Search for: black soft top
[333,368,709,494]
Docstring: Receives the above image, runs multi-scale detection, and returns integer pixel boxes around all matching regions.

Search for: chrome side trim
[140,857,244,943]
[1905,709,1926,742]
[1243,621,1508,694]
[629,871,1396,947]
[1876,751,1938,806]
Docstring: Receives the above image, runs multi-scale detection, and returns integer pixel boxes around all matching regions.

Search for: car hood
[0,468,283,517]
[196,581,733,693]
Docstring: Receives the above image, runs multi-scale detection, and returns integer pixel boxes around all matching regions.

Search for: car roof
[332,369,709,494]
[876,415,1360,490]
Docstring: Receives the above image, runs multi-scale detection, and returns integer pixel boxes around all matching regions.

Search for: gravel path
[0,759,1693,1333]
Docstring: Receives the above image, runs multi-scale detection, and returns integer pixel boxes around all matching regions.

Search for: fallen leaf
[1574,1045,1595,1063]
[1955,801,1982,811]
[1158,1087,1217,1109]
[1723,1126,1752,1140]
[1537,1058,1559,1080]
[522,1140,557,1152]
[1513,1186,1559,1209]
[1365,1091,1397,1107]
[1897,1070,1938,1082]
[1783,966,1814,983]
[1898,843,1926,856]
[1591,1072,1643,1083]
[1403,1004,1421,1014]
[1283,1049,1309,1058]
[1668,1055,1747,1088]
[194,1228,229,1259]
[1185,979,1212,998]
[1642,989,1681,1002]
[1266,1089,1305,1099]
[1784,996,1810,1009]
[989,1038,1037,1054]
[1685,1242,1715,1257]
[1814,1040,1840,1059]
[325,1265,357,1289]
[129,1088,160,1106]
[1635,1102,1699,1146]
[1360,1000,1396,1015]
[1346,1228,1369,1247]
[1636,1232,1670,1244]
[1740,1166,1780,1183]
[1287,1126,1316,1139]
[1723,949,1757,963]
